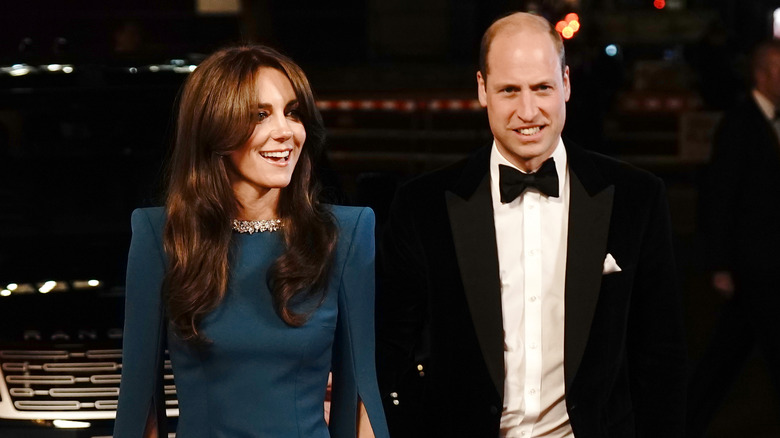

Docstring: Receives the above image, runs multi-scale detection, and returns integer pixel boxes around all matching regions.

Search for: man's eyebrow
[490,81,518,89]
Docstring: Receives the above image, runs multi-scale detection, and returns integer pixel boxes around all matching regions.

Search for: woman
[114,45,389,438]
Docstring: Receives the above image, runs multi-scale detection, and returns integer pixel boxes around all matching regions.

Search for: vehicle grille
[0,348,179,420]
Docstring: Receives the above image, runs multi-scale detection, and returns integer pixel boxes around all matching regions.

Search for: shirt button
[529,389,536,395]
[530,342,537,349]
[529,249,537,256]
[529,296,537,302]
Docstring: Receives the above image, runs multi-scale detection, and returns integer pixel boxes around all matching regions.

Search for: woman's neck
[233,186,281,220]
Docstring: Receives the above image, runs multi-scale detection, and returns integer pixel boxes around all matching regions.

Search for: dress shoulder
[131,207,166,232]
[114,207,168,438]
[329,205,375,232]
[326,205,389,438]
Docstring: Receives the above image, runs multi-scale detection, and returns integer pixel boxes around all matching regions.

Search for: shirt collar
[490,137,568,201]
[752,89,776,122]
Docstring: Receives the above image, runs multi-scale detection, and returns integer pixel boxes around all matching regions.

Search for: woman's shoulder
[328,205,375,231]
[130,206,166,234]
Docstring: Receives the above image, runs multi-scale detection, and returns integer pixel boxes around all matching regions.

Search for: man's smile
[515,126,542,136]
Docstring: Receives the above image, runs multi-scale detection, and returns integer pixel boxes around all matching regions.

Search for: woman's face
[227,67,306,197]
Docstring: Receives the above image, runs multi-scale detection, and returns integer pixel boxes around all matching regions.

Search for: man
[376,12,686,438]
[688,39,780,437]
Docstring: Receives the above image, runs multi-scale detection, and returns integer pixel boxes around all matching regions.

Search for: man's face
[759,50,780,105]
[477,29,570,172]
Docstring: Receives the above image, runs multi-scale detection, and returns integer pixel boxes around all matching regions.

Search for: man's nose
[515,92,537,121]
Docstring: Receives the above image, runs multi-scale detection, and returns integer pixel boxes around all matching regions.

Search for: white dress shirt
[490,139,574,438]
[752,89,780,140]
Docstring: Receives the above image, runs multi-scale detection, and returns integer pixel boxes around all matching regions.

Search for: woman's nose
[270,117,293,141]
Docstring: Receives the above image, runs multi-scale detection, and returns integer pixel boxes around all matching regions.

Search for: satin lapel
[564,166,614,390]
[446,174,504,398]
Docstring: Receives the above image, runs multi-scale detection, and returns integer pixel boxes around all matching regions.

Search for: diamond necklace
[231,219,283,234]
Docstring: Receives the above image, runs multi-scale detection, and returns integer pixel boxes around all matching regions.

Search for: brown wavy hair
[162,45,337,343]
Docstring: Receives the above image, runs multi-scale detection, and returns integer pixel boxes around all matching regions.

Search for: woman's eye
[286,108,301,120]
[257,112,269,122]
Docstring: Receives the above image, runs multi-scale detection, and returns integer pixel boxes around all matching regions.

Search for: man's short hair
[751,39,780,79]
[478,12,566,81]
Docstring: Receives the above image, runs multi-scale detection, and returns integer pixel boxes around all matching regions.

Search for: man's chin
[502,145,554,168]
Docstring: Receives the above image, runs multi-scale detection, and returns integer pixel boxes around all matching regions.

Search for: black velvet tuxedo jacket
[704,96,780,274]
[376,142,686,438]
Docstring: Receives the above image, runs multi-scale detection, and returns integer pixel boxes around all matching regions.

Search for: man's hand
[712,271,735,299]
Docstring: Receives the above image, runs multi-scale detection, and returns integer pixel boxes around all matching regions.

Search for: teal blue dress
[114,206,389,438]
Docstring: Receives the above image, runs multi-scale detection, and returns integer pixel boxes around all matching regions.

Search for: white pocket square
[602,253,622,275]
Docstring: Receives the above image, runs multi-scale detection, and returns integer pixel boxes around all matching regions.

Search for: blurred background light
[8,64,31,76]
[556,12,581,40]
[774,8,780,38]
[53,420,91,429]
[39,281,57,293]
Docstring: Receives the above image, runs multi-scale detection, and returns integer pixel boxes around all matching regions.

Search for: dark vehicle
[0,61,187,437]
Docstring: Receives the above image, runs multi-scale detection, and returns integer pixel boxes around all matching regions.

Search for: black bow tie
[499,158,559,203]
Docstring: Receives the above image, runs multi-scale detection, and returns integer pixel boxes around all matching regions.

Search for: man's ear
[477,71,488,107]
[563,65,571,102]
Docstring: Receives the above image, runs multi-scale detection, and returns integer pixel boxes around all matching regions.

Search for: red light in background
[653,0,666,9]
[556,13,581,39]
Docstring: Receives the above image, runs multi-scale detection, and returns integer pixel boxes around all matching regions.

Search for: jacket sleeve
[113,209,168,438]
[627,180,687,437]
[329,207,390,438]
[702,111,744,271]
[375,183,430,407]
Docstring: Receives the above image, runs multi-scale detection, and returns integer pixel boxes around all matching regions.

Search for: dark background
[2,0,780,436]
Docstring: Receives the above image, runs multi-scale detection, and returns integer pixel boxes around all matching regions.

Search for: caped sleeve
[329,207,390,438]
[113,208,168,438]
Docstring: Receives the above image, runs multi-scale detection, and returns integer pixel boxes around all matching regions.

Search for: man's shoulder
[396,146,490,199]
[572,143,660,182]
[588,150,656,178]
[402,159,468,191]
[570,146,664,199]
[719,95,764,127]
